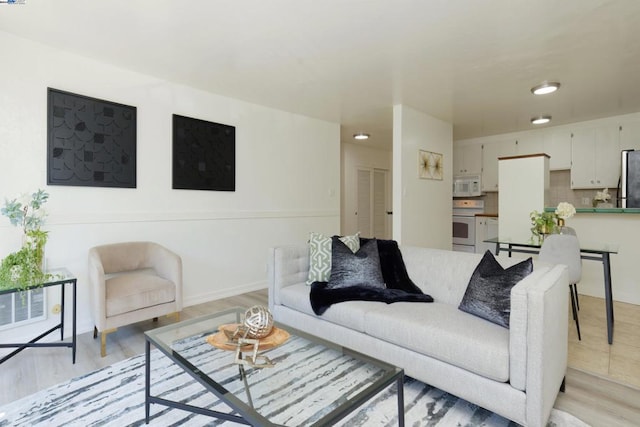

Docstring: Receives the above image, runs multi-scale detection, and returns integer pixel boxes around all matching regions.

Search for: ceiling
[2,0,640,148]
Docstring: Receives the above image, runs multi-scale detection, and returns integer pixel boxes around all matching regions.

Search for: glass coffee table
[144,307,404,426]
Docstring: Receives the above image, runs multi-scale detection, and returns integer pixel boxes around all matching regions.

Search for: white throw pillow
[306,232,360,284]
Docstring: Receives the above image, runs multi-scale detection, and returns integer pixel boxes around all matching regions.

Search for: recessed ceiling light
[531,115,552,125]
[353,133,370,140]
[531,81,560,95]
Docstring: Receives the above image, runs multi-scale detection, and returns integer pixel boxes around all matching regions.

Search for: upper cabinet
[453,113,640,194]
[542,129,572,170]
[453,144,482,176]
[514,133,543,156]
[514,130,571,170]
[481,140,516,192]
[620,120,640,152]
[570,124,620,189]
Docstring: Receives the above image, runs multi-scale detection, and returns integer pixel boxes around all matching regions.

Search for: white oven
[452,199,484,252]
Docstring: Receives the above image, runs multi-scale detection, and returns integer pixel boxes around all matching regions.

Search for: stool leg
[573,283,580,311]
[569,285,581,341]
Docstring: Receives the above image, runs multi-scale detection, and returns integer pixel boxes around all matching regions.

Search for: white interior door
[357,168,391,239]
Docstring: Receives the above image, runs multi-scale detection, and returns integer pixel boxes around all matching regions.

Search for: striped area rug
[0,334,588,427]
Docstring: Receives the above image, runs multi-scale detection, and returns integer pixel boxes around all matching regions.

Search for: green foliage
[1,189,53,290]
[1,189,48,232]
[0,229,50,291]
[0,219,51,289]
[529,210,557,241]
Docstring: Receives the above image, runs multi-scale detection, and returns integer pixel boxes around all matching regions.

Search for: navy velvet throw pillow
[327,237,386,290]
[458,250,533,328]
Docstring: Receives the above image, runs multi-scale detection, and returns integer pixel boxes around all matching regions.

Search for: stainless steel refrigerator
[621,150,640,208]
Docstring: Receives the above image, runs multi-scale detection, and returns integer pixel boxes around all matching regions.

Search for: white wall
[340,142,391,236]
[392,105,452,248]
[0,31,340,344]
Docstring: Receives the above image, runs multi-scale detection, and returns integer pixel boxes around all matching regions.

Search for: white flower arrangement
[594,188,611,202]
[555,202,576,220]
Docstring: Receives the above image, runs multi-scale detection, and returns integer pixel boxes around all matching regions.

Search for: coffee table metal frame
[144,307,405,426]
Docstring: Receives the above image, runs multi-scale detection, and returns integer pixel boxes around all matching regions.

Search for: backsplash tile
[475,170,618,213]
[548,170,618,208]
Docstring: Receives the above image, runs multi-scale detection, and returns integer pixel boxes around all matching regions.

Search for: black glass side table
[0,268,77,364]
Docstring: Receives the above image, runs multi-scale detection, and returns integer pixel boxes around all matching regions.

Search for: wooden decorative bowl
[206,323,290,352]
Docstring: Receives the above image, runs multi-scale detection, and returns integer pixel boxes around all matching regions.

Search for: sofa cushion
[364,302,510,382]
[458,251,533,328]
[306,232,360,284]
[309,282,433,315]
[278,283,373,332]
[105,272,175,317]
[327,238,385,289]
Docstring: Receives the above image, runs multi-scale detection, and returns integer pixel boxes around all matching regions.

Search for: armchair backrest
[90,241,160,274]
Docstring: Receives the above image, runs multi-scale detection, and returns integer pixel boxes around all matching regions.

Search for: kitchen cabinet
[475,216,499,254]
[620,120,640,151]
[481,140,516,192]
[542,128,572,170]
[513,130,571,170]
[570,125,620,189]
[453,144,482,175]
[514,133,543,156]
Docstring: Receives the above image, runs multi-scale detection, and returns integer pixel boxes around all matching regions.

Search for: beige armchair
[88,241,183,356]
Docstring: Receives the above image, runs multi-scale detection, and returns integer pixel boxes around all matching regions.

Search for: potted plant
[529,210,556,243]
[0,189,50,290]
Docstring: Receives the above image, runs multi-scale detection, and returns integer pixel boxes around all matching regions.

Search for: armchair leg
[99,328,117,357]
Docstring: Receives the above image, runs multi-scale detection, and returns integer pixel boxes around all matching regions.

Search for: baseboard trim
[183,281,267,308]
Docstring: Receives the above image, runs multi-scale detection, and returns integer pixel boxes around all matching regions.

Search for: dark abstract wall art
[47,88,137,188]
[172,114,235,191]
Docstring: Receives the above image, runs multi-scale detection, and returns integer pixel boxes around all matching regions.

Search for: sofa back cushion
[400,246,484,306]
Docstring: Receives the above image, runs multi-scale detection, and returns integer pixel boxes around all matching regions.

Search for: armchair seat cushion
[105,273,176,317]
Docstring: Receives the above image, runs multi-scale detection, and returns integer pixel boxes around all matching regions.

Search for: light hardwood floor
[1,289,639,426]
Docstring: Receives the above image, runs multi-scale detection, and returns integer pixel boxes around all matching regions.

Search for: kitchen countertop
[475,213,498,217]
[544,207,640,214]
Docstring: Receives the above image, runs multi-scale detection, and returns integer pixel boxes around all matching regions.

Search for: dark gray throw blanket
[310,281,434,315]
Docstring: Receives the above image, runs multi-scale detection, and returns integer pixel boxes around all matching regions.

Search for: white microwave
[453,175,482,197]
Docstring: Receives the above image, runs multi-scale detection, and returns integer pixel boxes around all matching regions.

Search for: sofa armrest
[509,266,551,391]
[268,245,309,312]
[524,264,569,427]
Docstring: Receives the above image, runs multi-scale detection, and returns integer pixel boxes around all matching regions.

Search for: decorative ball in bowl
[243,305,273,339]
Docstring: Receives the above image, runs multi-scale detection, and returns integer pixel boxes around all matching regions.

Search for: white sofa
[268,244,568,427]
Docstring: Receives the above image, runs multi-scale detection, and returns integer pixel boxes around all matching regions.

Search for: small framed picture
[418,150,443,180]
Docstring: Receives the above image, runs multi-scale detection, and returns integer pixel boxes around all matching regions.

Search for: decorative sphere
[243,305,274,338]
